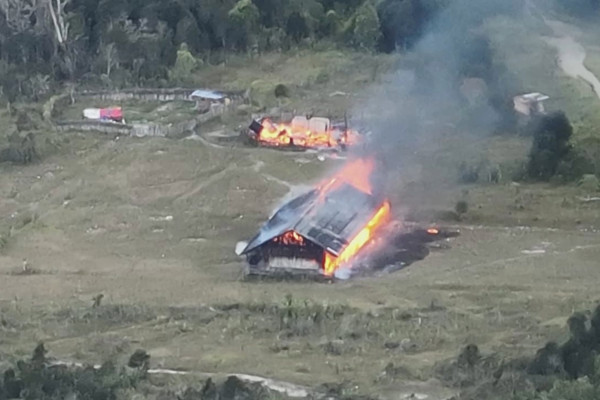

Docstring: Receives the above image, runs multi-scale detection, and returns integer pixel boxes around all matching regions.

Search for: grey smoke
[350,0,528,192]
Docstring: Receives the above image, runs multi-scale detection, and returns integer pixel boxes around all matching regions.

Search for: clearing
[1,14,600,400]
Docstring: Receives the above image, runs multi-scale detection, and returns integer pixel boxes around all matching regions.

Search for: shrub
[458,161,480,183]
[0,344,148,400]
[555,149,595,182]
[274,84,290,98]
[527,111,573,181]
[576,137,600,176]
[168,43,198,84]
[543,378,599,400]
[455,200,469,217]
[350,3,381,50]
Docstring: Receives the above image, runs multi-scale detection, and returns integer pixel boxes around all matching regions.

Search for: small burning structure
[246,115,361,151]
[239,159,459,279]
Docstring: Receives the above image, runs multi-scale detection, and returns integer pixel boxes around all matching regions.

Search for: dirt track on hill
[542,18,600,98]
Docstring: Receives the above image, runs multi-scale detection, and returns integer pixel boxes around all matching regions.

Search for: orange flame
[257,118,360,149]
[318,158,375,195]
[275,231,305,245]
[267,157,389,277]
[427,228,439,235]
[323,201,391,276]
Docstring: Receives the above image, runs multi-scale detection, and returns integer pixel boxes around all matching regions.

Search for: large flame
[319,158,390,276]
[264,158,391,277]
[323,201,391,276]
[257,118,360,149]
[318,158,375,195]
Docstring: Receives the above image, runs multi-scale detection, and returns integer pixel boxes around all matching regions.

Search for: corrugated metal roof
[517,92,550,102]
[189,89,225,100]
[242,183,381,256]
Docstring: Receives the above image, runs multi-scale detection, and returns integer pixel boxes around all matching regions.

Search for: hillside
[1,1,600,400]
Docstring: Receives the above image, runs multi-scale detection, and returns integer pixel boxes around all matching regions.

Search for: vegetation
[434,304,600,400]
[516,306,600,399]
[0,0,454,100]
[2,0,600,399]
[0,343,292,399]
[0,132,39,165]
[0,343,148,400]
[526,111,577,181]
[454,200,468,217]
[554,0,600,18]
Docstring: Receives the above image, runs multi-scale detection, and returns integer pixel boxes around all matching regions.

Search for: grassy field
[56,99,200,125]
[1,22,600,399]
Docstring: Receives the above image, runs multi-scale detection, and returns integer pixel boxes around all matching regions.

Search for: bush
[576,136,600,176]
[458,161,480,183]
[274,84,290,98]
[350,3,381,50]
[455,200,469,217]
[540,378,599,400]
[526,111,573,181]
[168,43,198,84]
[555,149,595,182]
[0,344,148,400]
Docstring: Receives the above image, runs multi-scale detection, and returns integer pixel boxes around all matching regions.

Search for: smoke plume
[350,0,527,209]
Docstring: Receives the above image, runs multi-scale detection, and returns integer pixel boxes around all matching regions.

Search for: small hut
[513,92,550,117]
[189,89,231,113]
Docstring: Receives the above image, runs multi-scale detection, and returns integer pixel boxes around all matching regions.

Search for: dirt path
[51,360,310,398]
[542,18,600,98]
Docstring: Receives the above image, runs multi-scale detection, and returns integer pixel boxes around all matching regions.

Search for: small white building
[513,92,550,116]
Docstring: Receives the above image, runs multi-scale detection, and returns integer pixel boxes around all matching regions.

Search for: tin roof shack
[241,183,387,279]
[189,89,232,114]
[514,92,550,117]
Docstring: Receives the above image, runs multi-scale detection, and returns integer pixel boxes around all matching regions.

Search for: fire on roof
[239,158,460,280]
[240,159,389,277]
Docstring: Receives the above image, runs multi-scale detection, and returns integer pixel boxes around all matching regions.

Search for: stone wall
[55,121,133,136]
[53,88,247,138]
[56,103,228,138]
[76,88,247,103]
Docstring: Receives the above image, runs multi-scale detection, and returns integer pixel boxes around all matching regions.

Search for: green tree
[351,2,381,50]
[320,10,342,37]
[527,111,573,181]
[544,378,599,400]
[377,0,420,51]
[286,12,310,42]
[168,43,198,83]
[228,0,260,50]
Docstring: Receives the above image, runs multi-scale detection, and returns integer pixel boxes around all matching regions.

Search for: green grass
[189,49,399,117]
[3,31,600,400]
[56,99,199,125]
[485,15,600,135]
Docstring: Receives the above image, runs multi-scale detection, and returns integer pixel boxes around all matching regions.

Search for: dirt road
[543,19,600,98]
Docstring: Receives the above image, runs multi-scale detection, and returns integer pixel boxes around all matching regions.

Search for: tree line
[0,0,449,99]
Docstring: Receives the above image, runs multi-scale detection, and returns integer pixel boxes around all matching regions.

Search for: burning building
[239,159,459,279]
[246,115,362,151]
[240,159,390,277]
